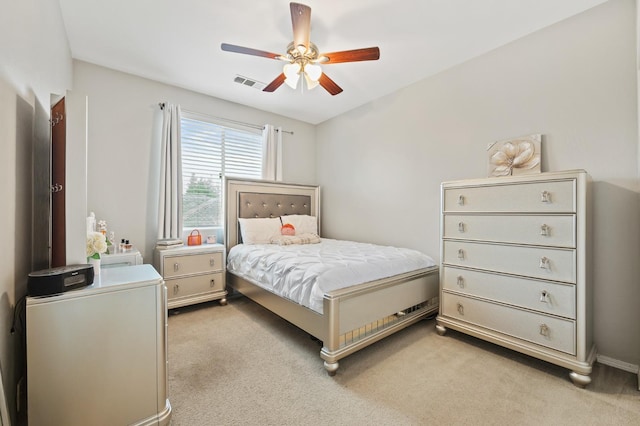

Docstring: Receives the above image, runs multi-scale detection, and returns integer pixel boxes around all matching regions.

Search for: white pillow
[270,233,321,246]
[238,217,282,244]
[281,214,318,235]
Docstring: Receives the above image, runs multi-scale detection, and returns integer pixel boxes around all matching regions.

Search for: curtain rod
[158,102,294,135]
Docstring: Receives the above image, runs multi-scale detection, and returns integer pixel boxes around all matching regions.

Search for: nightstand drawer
[443,214,576,248]
[443,240,576,283]
[442,266,576,319]
[166,272,224,301]
[443,179,575,213]
[163,251,223,278]
[441,293,576,355]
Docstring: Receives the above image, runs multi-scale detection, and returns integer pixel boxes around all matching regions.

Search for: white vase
[89,257,101,277]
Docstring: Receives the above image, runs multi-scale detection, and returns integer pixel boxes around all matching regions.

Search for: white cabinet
[27,265,171,425]
[436,170,595,387]
[154,244,227,309]
[101,248,143,269]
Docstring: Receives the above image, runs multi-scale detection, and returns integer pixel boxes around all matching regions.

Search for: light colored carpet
[168,296,639,425]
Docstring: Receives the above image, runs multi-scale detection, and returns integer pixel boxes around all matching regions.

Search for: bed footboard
[227,266,439,376]
[320,267,439,375]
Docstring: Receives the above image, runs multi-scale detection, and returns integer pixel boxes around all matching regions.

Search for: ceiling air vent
[234,75,266,91]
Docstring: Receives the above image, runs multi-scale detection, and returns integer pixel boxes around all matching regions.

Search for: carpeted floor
[167,296,639,425]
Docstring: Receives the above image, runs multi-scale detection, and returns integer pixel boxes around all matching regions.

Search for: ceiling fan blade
[221,43,282,60]
[320,47,380,64]
[263,73,287,92]
[318,73,343,96]
[290,2,311,50]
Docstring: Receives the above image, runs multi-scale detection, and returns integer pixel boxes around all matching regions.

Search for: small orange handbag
[187,229,202,246]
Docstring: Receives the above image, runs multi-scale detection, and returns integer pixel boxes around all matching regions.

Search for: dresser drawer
[443,214,576,248]
[443,240,576,283]
[441,293,576,354]
[442,267,576,319]
[166,272,224,301]
[163,251,223,278]
[443,179,576,213]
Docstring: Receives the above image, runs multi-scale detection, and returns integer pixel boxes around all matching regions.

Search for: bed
[224,178,440,375]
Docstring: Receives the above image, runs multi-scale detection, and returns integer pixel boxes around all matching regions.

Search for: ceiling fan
[221,2,380,96]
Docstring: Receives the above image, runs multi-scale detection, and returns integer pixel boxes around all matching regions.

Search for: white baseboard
[596,354,639,374]
[596,355,640,391]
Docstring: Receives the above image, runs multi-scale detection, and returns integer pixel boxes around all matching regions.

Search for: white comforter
[227,238,436,314]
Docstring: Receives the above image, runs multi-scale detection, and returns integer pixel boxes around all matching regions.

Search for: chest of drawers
[436,170,595,387]
[154,244,227,309]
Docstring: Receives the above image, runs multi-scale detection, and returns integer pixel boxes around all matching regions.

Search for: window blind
[180,115,263,228]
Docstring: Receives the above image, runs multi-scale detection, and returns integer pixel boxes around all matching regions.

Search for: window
[180,113,263,229]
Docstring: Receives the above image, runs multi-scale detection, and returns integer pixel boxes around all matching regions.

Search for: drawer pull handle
[457,195,465,206]
[539,257,550,270]
[539,323,550,337]
[210,279,215,288]
[541,191,551,203]
[540,224,550,237]
[456,275,464,288]
[457,249,465,260]
[210,257,215,267]
[173,284,180,295]
[457,303,464,315]
[173,263,180,272]
[539,290,550,303]
[458,222,465,233]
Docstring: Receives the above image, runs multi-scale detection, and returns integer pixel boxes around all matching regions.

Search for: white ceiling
[58,0,607,125]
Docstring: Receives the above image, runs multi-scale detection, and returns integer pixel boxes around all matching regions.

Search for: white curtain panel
[158,103,183,239]
[262,124,283,181]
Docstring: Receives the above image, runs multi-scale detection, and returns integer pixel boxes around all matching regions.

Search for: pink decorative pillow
[281,223,296,236]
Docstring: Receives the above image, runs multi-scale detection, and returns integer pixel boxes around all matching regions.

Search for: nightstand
[154,244,227,309]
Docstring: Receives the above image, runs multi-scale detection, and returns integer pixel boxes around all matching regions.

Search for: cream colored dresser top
[436,170,595,387]
[154,244,227,309]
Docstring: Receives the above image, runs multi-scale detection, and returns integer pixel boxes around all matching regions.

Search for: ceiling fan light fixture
[283,62,301,79]
[284,74,300,89]
[305,63,322,81]
[304,73,319,90]
[283,63,301,89]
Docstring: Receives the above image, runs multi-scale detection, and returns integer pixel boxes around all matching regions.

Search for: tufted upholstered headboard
[225,178,320,250]
[238,192,312,219]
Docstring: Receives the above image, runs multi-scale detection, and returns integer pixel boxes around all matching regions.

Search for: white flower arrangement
[87,231,108,260]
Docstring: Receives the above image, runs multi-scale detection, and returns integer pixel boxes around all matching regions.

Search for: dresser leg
[324,361,339,376]
[569,371,591,388]
[219,297,227,306]
[435,324,447,336]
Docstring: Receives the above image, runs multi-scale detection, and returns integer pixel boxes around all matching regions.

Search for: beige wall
[71,61,318,262]
[317,0,639,369]
[0,0,73,423]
